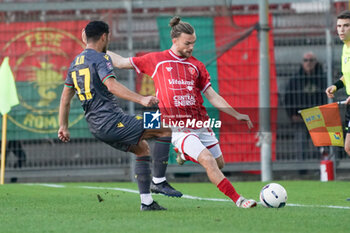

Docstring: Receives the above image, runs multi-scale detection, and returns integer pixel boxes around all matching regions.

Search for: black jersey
[65,49,144,151]
[65,49,123,130]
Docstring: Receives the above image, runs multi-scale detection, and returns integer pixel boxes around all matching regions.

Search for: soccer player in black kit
[58,21,180,211]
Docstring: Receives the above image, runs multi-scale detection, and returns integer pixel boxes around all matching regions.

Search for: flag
[300,102,344,147]
[0,57,19,115]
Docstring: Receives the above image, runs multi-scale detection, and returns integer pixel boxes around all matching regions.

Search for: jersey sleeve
[130,53,154,76]
[96,54,116,83]
[197,61,211,93]
[64,64,74,88]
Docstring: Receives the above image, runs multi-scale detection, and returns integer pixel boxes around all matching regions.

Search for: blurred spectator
[0,140,26,168]
[284,52,327,160]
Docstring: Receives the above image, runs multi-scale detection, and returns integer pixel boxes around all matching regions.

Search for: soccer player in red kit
[107,16,257,208]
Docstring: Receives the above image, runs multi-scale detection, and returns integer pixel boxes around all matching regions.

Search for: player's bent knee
[198,151,216,168]
[217,161,225,169]
[216,156,225,169]
[130,140,150,156]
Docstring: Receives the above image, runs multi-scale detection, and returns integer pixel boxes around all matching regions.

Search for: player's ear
[81,28,87,45]
[102,33,108,42]
[171,37,177,45]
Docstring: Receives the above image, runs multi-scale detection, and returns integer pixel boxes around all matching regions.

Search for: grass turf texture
[0,181,349,233]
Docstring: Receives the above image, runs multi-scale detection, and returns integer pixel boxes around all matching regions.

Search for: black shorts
[91,113,145,152]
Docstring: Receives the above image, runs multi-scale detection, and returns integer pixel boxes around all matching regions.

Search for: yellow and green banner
[0,21,91,140]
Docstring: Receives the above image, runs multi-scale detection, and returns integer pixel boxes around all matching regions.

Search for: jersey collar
[168,49,187,61]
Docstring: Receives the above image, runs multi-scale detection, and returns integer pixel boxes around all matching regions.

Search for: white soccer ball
[259,183,287,208]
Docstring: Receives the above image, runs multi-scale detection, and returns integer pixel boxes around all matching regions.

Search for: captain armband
[333,80,345,91]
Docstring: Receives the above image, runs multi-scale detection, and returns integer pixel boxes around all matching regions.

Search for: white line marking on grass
[182,194,230,202]
[287,203,350,210]
[79,186,350,209]
[79,186,229,202]
[25,183,66,188]
[27,184,350,210]
[79,185,139,194]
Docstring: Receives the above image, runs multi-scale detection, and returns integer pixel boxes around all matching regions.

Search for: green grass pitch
[0,181,349,233]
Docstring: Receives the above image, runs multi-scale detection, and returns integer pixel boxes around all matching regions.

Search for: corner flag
[300,102,344,147]
[0,57,19,115]
[0,57,19,185]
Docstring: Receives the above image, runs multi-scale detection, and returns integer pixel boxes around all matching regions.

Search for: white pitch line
[25,183,66,188]
[79,185,139,194]
[181,194,230,202]
[26,184,350,210]
[286,203,350,210]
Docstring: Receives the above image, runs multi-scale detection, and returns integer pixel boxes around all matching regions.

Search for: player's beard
[102,40,108,53]
[102,45,107,53]
[179,50,192,58]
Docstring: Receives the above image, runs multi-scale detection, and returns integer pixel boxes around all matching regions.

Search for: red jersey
[130,50,211,126]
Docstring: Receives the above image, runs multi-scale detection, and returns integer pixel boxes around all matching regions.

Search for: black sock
[152,137,171,179]
[135,156,151,194]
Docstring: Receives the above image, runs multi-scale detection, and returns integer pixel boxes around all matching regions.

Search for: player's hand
[141,96,159,107]
[58,127,70,142]
[325,85,337,98]
[236,113,253,129]
[81,28,87,45]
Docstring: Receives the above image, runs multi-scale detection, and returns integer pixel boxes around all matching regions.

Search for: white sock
[152,177,166,184]
[140,193,153,205]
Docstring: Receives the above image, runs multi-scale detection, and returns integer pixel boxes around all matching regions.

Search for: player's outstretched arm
[58,86,75,142]
[106,51,133,69]
[104,77,158,107]
[204,86,253,129]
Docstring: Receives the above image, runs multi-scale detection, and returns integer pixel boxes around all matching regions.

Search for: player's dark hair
[169,16,194,39]
[337,10,350,20]
[85,21,109,42]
